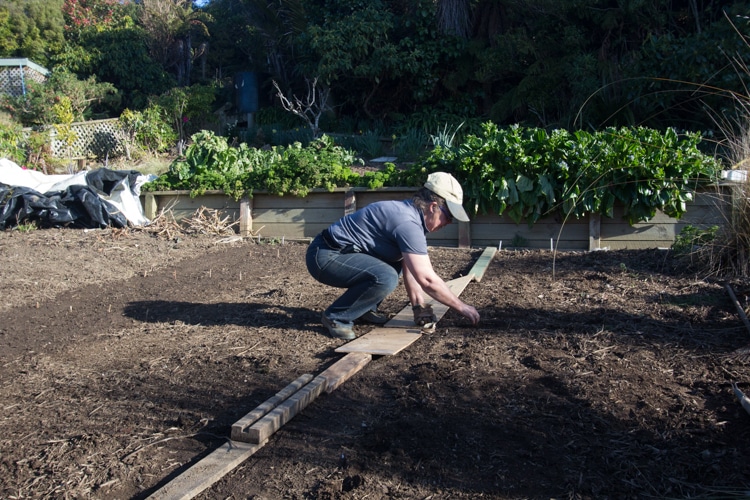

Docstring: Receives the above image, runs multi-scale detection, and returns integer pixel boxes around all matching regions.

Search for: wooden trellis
[0,58,48,97]
[47,118,127,159]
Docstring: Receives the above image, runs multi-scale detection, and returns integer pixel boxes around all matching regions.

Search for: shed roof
[0,58,49,76]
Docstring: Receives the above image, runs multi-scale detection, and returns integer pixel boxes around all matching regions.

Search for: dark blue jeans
[306,234,401,327]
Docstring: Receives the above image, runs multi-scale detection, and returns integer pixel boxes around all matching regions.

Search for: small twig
[235,341,262,357]
[121,431,230,462]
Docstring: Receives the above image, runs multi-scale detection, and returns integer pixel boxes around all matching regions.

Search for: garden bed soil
[1,227,750,499]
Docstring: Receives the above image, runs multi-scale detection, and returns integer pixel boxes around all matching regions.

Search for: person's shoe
[359,310,389,325]
[321,313,356,340]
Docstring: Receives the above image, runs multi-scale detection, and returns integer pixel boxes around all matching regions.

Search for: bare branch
[272,77,330,138]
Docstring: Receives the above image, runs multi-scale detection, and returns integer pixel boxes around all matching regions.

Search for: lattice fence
[0,62,48,97]
[47,119,127,159]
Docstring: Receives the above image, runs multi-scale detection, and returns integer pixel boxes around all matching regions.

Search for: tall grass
[676,98,750,276]
[669,13,750,278]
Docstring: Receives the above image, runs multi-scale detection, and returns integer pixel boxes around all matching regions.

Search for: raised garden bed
[141,185,731,250]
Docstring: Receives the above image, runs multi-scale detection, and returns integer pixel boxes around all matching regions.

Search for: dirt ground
[2,225,750,500]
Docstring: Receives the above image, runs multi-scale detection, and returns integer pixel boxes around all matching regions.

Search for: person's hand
[412,304,437,326]
[457,304,480,325]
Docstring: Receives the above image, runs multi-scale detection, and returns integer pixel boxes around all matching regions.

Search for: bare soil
[2,227,750,499]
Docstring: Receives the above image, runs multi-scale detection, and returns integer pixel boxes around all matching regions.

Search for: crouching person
[305,172,480,340]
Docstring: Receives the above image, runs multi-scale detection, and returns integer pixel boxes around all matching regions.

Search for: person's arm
[402,252,480,325]
[402,263,426,306]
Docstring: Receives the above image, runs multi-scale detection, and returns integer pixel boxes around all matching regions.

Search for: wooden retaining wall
[141,185,731,250]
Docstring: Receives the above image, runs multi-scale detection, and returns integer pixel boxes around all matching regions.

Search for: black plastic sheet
[0,168,141,230]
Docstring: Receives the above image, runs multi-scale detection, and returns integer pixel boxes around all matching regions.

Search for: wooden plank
[147,440,264,500]
[469,247,496,282]
[231,374,313,442]
[382,274,475,329]
[355,189,418,207]
[426,224,458,242]
[140,186,732,250]
[253,208,345,224]
[335,327,423,355]
[601,223,676,240]
[472,220,589,238]
[156,194,240,212]
[246,375,327,444]
[318,352,372,392]
[253,192,344,209]
[470,219,590,250]
[243,222,329,240]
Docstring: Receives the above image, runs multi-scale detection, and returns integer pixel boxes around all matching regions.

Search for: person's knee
[377,266,400,291]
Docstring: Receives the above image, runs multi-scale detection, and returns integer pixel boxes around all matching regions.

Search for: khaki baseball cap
[424,172,470,222]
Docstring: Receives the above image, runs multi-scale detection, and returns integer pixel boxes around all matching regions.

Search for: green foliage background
[0,0,746,137]
[0,0,739,226]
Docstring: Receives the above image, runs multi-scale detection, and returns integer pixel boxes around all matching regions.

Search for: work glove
[412,304,437,326]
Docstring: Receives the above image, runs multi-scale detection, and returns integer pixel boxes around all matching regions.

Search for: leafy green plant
[430,122,464,149]
[0,122,27,164]
[672,225,719,255]
[260,135,362,196]
[153,84,218,155]
[0,68,116,127]
[360,162,399,189]
[119,106,177,155]
[51,95,78,163]
[147,130,264,199]
[15,221,38,233]
[144,132,363,199]
[413,122,721,226]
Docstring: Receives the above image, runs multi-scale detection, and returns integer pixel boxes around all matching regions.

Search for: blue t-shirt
[326,200,428,262]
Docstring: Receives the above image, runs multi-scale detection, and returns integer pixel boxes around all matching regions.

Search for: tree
[0,0,66,66]
[0,67,117,126]
[139,0,212,86]
[273,76,330,137]
[302,0,456,122]
[62,0,127,36]
[54,0,173,114]
[61,24,176,112]
[436,0,472,38]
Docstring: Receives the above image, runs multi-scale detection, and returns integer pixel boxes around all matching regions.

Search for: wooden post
[144,193,157,220]
[240,196,252,237]
[589,213,601,251]
[344,189,356,215]
[458,220,471,248]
